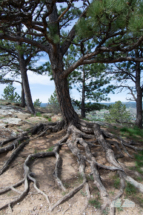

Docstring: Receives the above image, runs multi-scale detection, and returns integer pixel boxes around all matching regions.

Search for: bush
[104,101,132,124]
[47,90,60,114]
[2,84,21,103]
[33,98,41,107]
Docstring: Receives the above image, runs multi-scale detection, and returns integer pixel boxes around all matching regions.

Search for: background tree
[64,43,115,118]
[0,31,44,114]
[47,90,60,114]
[104,100,132,124]
[108,48,143,128]
[2,83,21,103]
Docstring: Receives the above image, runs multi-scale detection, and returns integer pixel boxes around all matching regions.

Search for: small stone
[33,206,37,211]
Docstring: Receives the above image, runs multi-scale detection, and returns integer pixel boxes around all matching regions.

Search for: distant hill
[40,103,48,107]
[101,102,138,109]
[40,101,139,109]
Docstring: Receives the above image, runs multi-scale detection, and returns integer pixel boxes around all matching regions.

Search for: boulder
[2,118,22,125]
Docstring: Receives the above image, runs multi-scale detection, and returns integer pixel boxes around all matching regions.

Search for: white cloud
[27,71,54,86]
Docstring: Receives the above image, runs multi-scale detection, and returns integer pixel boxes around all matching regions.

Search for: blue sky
[0,60,135,103]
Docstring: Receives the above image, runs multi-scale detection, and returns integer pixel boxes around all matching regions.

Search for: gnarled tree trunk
[50,53,79,126]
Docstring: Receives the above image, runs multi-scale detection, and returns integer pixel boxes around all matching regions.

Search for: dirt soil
[0,103,143,215]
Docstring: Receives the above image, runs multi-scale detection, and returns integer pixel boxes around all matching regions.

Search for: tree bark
[50,52,79,126]
[21,82,26,107]
[81,67,86,118]
[18,53,35,114]
[135,60,142,128]
[54,74,79,126]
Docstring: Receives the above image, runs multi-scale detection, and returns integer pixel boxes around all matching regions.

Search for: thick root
[0,120,142,214]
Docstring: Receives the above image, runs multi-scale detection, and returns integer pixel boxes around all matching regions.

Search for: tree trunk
[50,53,79,126]
[135,59,142,128]
[54,74,79,126]
[18,53,35,114]
[81,67,86,118]
[21,82,26,107]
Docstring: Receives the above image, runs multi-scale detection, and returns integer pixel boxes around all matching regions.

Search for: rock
[2,118,22,125]
[0,109,13,116]
[0,123,6,127]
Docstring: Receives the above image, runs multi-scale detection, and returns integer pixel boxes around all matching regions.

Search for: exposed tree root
[0,139,29,175]
[0,120,142,214]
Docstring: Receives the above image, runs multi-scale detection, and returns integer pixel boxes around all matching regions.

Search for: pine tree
[2,83,21,103]
[0,1,143,212]
[104,101,132,124]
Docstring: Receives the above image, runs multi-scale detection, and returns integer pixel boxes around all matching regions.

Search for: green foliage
[104,101,132,124]
[120,126,143,138]
[72,100,109,113]
[112,174,120,189]
[89,199,101,209]
[47,90,60,114]
[114,178,120,189]
[76,0,143,39]
[46,146,54,152]
[134,150,143,173]
[125,182,137,196]
[33,99,41,107]
[36,112,42,117]
[2,84,21,103]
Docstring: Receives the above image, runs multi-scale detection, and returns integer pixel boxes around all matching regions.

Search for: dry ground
[0,103,143,215]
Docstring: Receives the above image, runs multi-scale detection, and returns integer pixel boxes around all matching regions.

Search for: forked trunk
[18,53,35,114]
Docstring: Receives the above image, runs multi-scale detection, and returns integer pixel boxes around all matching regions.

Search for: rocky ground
[0,103,143,215]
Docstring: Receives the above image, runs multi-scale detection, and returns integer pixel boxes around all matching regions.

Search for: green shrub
[47,146,54,152]
[134,150,143,173]
[120,126,143,138]
[125,182,137,196]
[36,112,42,117]
[89,199,101,209]
[2,83,21,103]
[104,101,131,124]
[47,90,60,114]
[34,98,41,107]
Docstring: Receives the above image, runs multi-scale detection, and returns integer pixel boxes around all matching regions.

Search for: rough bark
[81,67,86,118]
[21,82,26,107]
[49,51,79,126]
[18,52,35,114]
[135,55,142,128]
